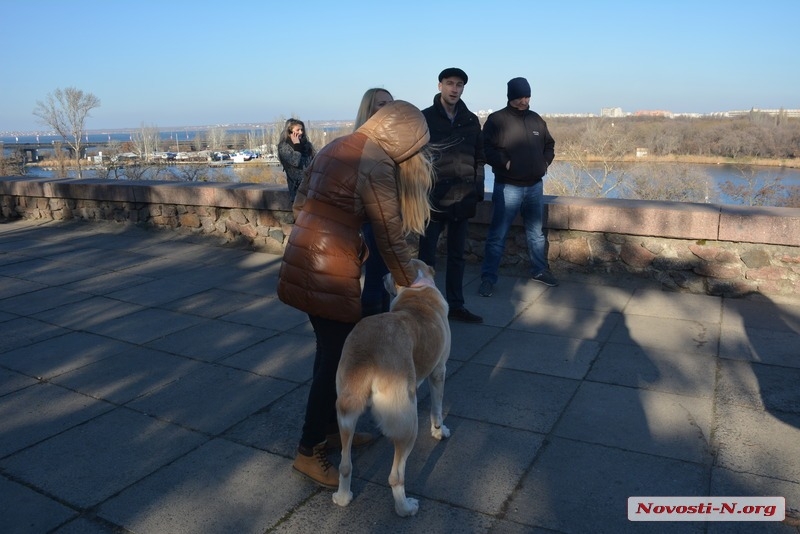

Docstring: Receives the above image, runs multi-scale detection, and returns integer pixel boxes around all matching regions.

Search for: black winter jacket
[422,94,485,220]
[483,105,555,187]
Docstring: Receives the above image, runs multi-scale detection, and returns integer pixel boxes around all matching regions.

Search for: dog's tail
[372,383,418,440]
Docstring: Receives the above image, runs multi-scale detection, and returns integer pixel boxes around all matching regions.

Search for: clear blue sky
[2,0,798,133]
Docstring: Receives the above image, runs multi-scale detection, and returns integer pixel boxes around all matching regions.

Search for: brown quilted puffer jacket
[277,100,430,322]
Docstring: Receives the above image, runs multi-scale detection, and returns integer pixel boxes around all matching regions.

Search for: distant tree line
[542,114,800,207]
[548,112,800,160]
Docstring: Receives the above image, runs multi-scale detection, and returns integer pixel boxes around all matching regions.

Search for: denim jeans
[360,223,390,317]
[418,216,468,309]
[481,181,548,283]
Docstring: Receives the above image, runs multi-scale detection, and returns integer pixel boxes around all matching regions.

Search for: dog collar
[409,277,436,289]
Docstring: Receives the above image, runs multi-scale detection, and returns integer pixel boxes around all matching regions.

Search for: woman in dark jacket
[277,118,315,202]
[277,100,434,489]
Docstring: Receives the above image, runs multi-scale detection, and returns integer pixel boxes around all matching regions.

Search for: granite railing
[2,176,799,297]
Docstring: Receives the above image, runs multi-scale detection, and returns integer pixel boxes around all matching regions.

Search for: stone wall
[2,176,799,297]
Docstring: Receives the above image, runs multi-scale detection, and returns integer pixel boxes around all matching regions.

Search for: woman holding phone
[277,118,316,202]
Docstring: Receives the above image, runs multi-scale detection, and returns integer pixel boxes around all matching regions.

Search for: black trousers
[300,314,356,448]
[418,216,468,309]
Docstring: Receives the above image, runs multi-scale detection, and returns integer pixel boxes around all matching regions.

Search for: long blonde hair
[396,149,434,235]
[354,88,394,131]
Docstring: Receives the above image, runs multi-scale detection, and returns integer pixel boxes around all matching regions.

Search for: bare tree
[51,141,70,178]
[549,119,633,198]
[131,123,161,160]
[0,150,25,176]
[543,162,585,197]
[780,185,800,208]
[192,130,205,151]
[622,163,716,203]
[173,164,210,182]
[207,127,228,151]
[718,165,785,206]
[33,87,100,179]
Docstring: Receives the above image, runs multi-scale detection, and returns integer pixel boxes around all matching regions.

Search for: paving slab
[553,381,714,464]
[709,468,800,533]
[0,331,132,380]
[504,437,709,534]
[0,316,69,353]
[145,320,276,361]
[713,402,800,482]
[49,346,201,405]
[0,367,38,396]
[1,219,799,533]
[445,362,578,433]
[717,359,800,413]
[218,331,317,381]
[610,314,720,355]
[719,322,800,367]
[473,328,602,379]
[158,287,266,319]
[0,276,47,299]
[588,342,717,397]
[125,365,297,434]
[0,476,76,534]
[1,408,206,509]
[98,439,313,534]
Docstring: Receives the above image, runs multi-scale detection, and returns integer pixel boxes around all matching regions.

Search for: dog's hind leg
[332,397,362,507]
[389,431,419,516]
[428,363,450,440]
[383,398,419,517]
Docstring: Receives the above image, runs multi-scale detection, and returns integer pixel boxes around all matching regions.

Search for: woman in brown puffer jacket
[277,100,434,488]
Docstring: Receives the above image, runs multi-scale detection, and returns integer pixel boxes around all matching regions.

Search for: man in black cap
[478,76,557,298]
[419,67,485,323]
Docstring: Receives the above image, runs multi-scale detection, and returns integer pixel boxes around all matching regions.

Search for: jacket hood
[357,100,429,163]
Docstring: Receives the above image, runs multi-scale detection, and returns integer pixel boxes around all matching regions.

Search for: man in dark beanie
[506,77,531,100]
[478,76,557,297]
[419,67,485,323]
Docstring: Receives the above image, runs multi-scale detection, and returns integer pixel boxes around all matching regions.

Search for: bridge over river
[0,140,120,160]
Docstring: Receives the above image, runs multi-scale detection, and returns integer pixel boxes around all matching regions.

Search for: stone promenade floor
[1,219,799,533]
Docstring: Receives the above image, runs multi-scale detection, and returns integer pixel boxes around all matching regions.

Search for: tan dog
[332,259,451,517]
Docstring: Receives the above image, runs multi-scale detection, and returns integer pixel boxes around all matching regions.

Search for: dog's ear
[410,268,437,289]
[383,272,398,297]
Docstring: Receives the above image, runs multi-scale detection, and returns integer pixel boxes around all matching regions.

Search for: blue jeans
[418,216,468,309]
[481,181,548,283]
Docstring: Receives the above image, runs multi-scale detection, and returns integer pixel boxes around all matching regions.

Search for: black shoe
[448,307,483,324]
[478,280,494,297]
[532,270,559,287]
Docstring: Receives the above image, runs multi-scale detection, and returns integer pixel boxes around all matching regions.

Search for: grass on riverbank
[577,154,800,169]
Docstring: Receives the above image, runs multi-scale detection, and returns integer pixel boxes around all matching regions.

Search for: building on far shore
[600,107,624,118]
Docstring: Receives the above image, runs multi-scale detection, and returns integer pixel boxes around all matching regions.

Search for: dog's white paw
[332,490,353,507]
[395,497,419,517]
[431,424,450,440]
